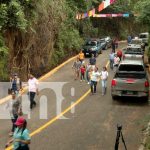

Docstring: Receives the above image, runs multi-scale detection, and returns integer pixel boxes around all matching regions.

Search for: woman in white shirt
[28,74,39,109]
[113,54,120,72]
[90,67,100,94]
[101,67,108,96]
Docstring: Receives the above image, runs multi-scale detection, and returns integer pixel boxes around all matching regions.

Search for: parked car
[111,60,149,101]
[122,47,144,61]
[99,39,107,50]
[100,36,112,49]
[139,32,149,46]
[82,39,103,57]
[127,38,145,50]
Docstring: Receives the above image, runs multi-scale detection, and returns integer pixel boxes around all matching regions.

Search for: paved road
[1,42,150,150]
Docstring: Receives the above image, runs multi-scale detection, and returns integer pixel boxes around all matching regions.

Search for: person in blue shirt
[127,35,132,44]
[10,73,22,95]
[109,51,115,70]
[6,117,31,150]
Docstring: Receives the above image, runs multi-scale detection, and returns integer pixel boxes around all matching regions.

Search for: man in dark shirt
[89,54,96,65]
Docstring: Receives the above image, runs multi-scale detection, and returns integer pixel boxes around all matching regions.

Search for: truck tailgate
[115,78,147,91]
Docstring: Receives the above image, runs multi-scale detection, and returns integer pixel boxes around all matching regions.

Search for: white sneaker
[87,82,90,84]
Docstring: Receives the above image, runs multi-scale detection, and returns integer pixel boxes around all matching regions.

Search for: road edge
[0,55,77,105]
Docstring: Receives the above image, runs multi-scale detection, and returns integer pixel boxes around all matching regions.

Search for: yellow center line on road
[2,41,126,105]
[6,89,91,150]
[0,56,77,105]
[6,60,110,150]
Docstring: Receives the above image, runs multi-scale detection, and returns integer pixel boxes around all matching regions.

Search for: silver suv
[139,32,149,46]
[111,60,149,101]
[123,47,144,61]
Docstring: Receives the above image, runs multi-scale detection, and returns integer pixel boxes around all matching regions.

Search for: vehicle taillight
[145,81,149,87]
[111,79,117,86]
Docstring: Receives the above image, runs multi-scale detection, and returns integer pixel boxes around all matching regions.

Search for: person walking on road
[89,54,96,70]
[113,54,120,72]
[100,67,108,96]
[90,67,100,94]
[6,92,22,137]
[85,63,91,84]
[10,73,22,95]
[111,39,116,53]
[6,117,31,150]
[109,51,115,70]
[28,74,39,109]
[78,50,85,64]
[88,67,94,85]
[72,57,82,80]
[80,65,86,81]
[127,35,132,44]
[117,49,122,61]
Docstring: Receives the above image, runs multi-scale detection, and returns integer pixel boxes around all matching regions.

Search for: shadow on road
[112,96,150,107]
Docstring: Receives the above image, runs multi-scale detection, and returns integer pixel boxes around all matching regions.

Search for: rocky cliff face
[4,0,79,80]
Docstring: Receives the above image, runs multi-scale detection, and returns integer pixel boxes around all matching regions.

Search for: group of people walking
[72,51,109,96]
[6,73,39,149]
[5,43,122,149]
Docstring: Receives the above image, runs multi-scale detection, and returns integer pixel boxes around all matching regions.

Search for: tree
[134,0,150,27]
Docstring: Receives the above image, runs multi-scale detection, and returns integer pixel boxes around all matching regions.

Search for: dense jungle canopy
[0,0,150,81]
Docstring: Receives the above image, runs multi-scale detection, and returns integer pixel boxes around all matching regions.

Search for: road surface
[0,42,150,150]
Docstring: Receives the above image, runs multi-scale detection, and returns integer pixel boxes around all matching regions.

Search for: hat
[15,117,25,126]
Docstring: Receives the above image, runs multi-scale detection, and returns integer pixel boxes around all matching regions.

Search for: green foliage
[8,0,27,30]
[0,4,8,30]
[0,0,37,80]
[134,0,150,58]
[0,56,8,81]
[57,25,83,52]
[0,0,149,80]
[0,34,8,81]
[55,0,84,54]
[134,0,150,26]
[0,0,36,30]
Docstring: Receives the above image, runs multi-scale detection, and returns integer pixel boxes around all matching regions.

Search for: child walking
[80,65,86,81]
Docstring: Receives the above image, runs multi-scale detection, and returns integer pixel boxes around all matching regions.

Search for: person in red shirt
[117,50,122,60]
[80,65,86,81]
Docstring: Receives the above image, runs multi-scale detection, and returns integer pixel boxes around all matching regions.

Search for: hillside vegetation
[0,0,149,81]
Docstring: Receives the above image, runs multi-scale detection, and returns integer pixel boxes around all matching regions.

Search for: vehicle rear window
[85,41,97,46]
[115,72,146,79]
[139,34,148,38]
[126,48,142,51]
[118,65,144,71]
[125,51,143,55]
[130,40,142,44]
